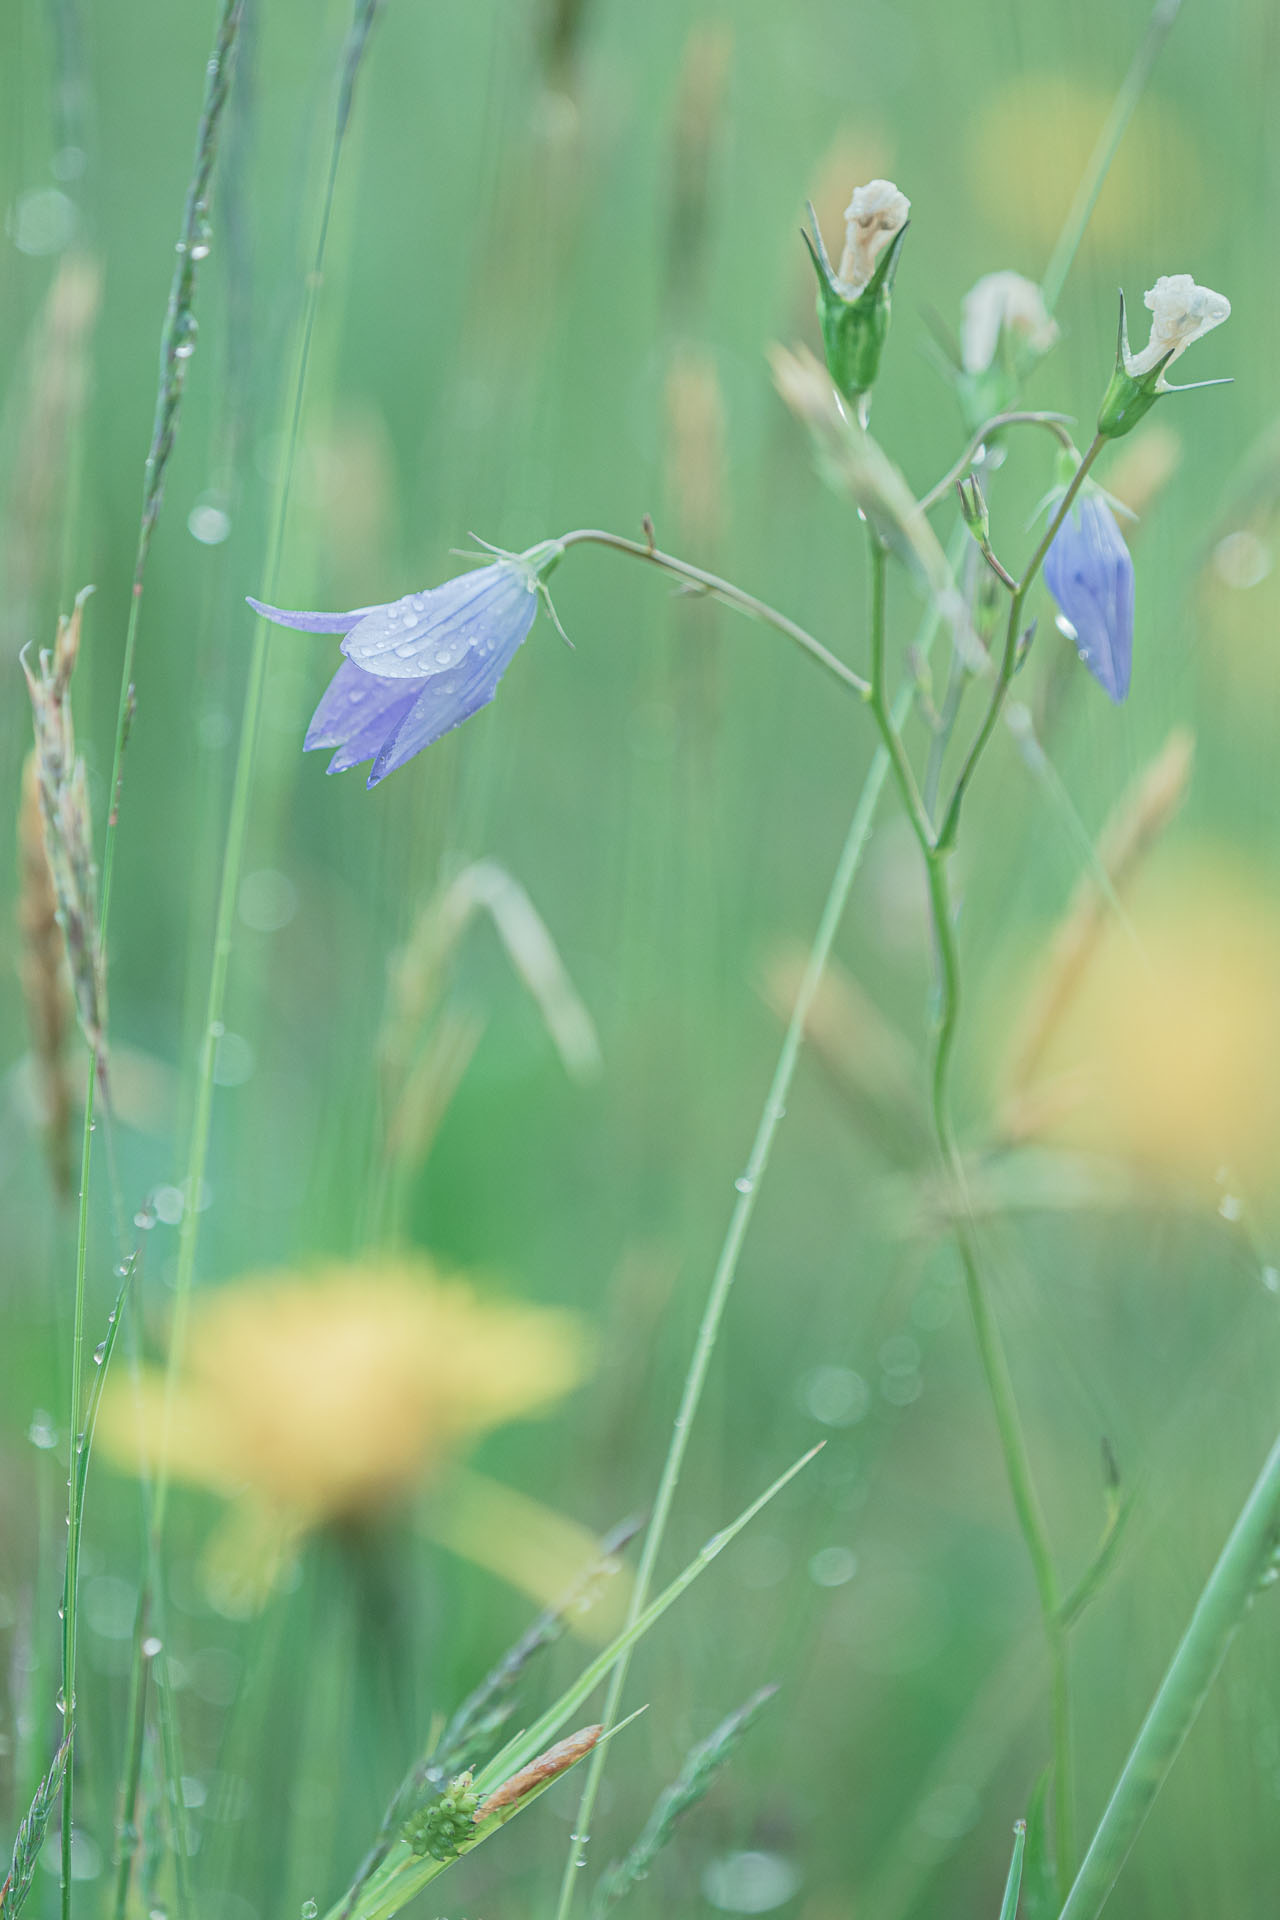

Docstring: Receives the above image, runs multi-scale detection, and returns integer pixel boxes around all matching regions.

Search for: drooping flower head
[1043,492,1135,704]
[1098,274,1230,438]
[802,178,910,409]
[248,539,563,787]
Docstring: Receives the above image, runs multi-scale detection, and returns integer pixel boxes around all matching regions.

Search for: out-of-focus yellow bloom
[1008,851,1280,1201]
[99,1258,592,1609]
[969,79,1202,255]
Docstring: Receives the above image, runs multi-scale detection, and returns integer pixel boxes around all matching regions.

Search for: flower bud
[1098,275,1230,440]
[802,179,909,410]
[956,472,990,545]
[955,270,1057,429]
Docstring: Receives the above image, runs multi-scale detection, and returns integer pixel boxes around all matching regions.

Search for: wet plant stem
[559,529,870,700]
[863,523,1076,1891]
[936,437,1102,854]
[552,535,961,1920]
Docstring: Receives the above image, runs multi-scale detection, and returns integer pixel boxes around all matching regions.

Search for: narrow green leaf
[337,1446,821,1920]
[998,1819,1026,1920]
[1019,1771,1056,1920]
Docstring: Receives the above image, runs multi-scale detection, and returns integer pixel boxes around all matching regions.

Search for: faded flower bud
[1098,274,1231,439]
[960,271,1057,376]
[802,178,910,410]
[954,270,1057,430]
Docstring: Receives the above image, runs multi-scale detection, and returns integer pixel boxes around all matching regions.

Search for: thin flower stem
[58,1058,96,1920]
[558,529,870,700]
[552,548,957,1920]
[865,537,933,848]
[1059,1427,1280,1920]
[916,411,1077,514]
[862,522,1072,1890]
[936,435,1103,853]
[1040,0,1184,313]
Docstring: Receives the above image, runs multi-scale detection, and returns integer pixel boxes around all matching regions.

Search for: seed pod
[473,1725,602,1823]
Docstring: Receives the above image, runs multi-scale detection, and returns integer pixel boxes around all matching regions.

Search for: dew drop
[734,1174,754,1195]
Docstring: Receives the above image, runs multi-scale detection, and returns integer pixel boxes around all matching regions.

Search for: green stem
[916,411,1076,514]
[58,1057,96,1920]
[862,524,1072,1891]
[559,529,870,700]
[936,436,1102,853]
[1059,1429,1280,1920]
[1040,0,1184,312]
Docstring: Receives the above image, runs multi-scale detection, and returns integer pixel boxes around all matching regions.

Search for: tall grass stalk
[159,0,383,1535]
[60,11,243,1916]
[1060,1429,1280,1920]
[1040,0,1184,313]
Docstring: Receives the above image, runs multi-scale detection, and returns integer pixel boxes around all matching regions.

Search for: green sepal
[802,208,909,405]
[1096,289,1173,439]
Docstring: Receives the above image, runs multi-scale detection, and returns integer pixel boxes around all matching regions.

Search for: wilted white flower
[1124,274,1230,385]
[960,271,1058,375]
[835,179,910,297]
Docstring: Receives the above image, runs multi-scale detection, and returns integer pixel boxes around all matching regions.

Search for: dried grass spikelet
[1002,849,1280,1202]
[21,588,106,1059]
[473,1725,602,1823]
[770,344,975,656]
[17,754,75,1195]
[1000,727,1194,1137]
[665,22,732,319]
[664,347,728,555]
[763,944,929,1164]
[0,254,102,654]
[381,859,600,1172]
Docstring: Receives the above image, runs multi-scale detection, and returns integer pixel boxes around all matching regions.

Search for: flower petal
[247,596,373,634]
[304,657,422,773]
[367,626,531,785]
[1044,495,1134,703]
[342,561,536,680]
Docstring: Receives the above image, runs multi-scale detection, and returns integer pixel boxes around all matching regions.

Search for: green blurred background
[3,0,1280,1915]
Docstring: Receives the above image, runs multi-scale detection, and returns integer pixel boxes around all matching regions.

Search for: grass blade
[998,1819,1026,1920]
[338,1447,820,1920]
[1059,1427,1280,1920]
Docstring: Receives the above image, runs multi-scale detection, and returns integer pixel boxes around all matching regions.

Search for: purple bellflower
[1043,493,1134,704]
[248,539,564,786]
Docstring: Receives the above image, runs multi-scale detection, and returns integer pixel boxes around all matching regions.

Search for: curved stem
[917,411,1077,514]
[936,435,1103,852]
[559,528,870,700]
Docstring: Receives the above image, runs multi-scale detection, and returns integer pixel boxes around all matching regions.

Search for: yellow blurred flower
[968,78,1203,256]
[99,1258,593,1609]
[1006,850,1280,1202]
